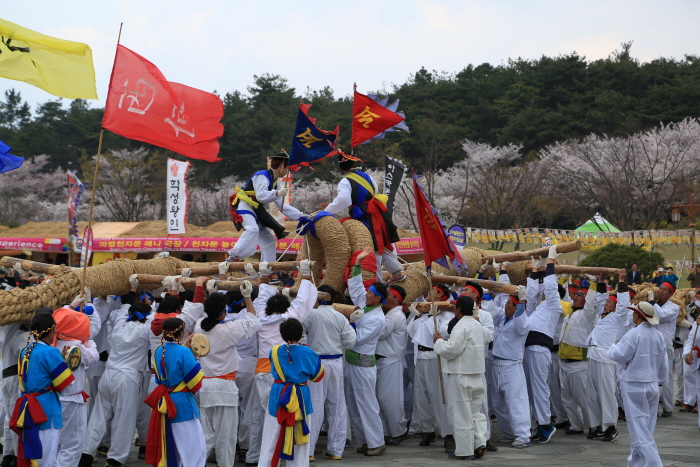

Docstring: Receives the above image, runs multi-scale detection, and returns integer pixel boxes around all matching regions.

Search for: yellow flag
[0,19,97,99]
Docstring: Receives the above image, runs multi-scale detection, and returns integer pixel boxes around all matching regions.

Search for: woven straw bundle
[294,216,351,292]
[342,220,377,284]
[0,257,223,326]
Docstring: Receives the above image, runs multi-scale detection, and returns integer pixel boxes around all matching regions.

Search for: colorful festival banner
[0,238,65,252]
[167,158,190,235]
[383,156,406,221]
[67,170,84,238]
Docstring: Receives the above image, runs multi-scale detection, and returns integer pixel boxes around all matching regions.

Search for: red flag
[102,45,224,162]
[351,90,405,147]
[412,174,466,272]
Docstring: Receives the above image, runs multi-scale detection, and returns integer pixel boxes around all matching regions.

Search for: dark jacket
[626,270,642,285]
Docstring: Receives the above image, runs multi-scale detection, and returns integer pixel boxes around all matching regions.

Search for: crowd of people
[1,151,700,467]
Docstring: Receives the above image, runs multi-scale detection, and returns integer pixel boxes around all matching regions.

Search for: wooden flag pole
[79,23,123,310]
[426,265,446,404]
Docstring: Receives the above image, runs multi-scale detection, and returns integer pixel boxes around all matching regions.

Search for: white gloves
[409,303,421,317]
[502,261,513,268]
[647,290,655,301]
[298,259,311,277]
[479,260,491,272]
[530,255,542,269]
[349,309,364,321]
[181,268,192,278]
[277,188,288,198]
[162,276,174,290]
[492,260,501,270]
[245,263,259,279]
[13,263,26,275]
[429,304,440,316]
[281,288,291,298]
[241,280,253,298]
[679,319,692,329]
[585,274,598,282]
[129,274,139,288]
[154,252,170,259]
[218,262,229,275]
[206,280,218,295]
[172,276,185,293]
[548,245,560,260]
[259,261,272,277]
[70,295,85,309]
[516,285,527,301]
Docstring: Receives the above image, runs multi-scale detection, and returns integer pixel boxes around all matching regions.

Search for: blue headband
[126,311,150,322]
[81,304,94,316]
[227,298,245,313]
[369,285,386,304]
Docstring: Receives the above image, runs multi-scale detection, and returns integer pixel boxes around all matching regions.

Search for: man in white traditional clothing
[557,273,599,439]
[434,296,487,460]
[523,247,563,443]
[607,302,668,467]
[228,151,305,262]
[304,284,357,460]
[683,314,700,428]
[245,260,316,465]
[345,248,388,457]
[653,281,680,417]
[376,284,409,446]
[490,284,531,448]
[406,284,453,451]
[585,269,629,442]
[194,281,261,467]
[321,152,404,283]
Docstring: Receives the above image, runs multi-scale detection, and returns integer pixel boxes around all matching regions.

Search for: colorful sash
[344,172,393,253]
[9,389,50,467]
[144,383,188,467]
[269,345,323,467]
[144,351,203,467]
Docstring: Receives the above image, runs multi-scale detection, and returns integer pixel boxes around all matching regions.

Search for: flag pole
[79,22,122,309]
[350,83,355,155]
[426,264,446,404]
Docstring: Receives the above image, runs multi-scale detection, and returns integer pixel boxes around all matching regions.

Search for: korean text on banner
[167,158,190,235]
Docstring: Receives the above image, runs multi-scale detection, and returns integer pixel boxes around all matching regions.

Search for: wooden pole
[79,128,105,310]
[403,301,455,313]
[426,265,446,404]
[0,257,76,276]
[176,261,319,276]
[332,303,360,318]
[523,265,619,276]
[480,240,581,263]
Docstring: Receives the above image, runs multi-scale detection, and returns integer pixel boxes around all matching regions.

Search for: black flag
[383,156,406,220]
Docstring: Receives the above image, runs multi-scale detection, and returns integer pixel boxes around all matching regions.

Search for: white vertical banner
[167,158,190,235]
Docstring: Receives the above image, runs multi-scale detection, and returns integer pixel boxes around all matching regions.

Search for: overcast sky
[3,1,700,112]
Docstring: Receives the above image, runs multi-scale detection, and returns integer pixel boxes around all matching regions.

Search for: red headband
[464,285,482,302]
[608,295,618,304]
[661,282,675,294]
[433,285,447,300]
[508,295,519,307]
[389,288,403,303]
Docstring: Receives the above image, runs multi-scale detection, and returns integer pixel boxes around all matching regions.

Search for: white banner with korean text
[167,158,190,235]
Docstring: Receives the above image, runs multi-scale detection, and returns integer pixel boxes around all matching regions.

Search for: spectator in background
[651,269,666,287]
[663,267,679,289]
[627,264,642,285]
[652,264,664,278]
[687,265,700,288]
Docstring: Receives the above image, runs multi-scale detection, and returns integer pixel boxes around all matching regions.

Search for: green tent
[575,213,621,233]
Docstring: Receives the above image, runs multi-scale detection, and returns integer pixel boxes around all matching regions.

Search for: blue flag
[0,140,23,173]
[289,103,338,171]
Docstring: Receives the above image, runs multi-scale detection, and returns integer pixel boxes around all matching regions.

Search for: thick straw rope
[0,257,224,325]
[342,220,377,284]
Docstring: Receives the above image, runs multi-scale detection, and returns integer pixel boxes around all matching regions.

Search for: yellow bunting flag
[0,19,97,99]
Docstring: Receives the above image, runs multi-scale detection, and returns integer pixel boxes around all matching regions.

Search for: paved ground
[118,408,700,466]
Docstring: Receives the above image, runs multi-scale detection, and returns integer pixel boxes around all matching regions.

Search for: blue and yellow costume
[268,344,324,467]
[144,342,203,467]
[11,340,74,467]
